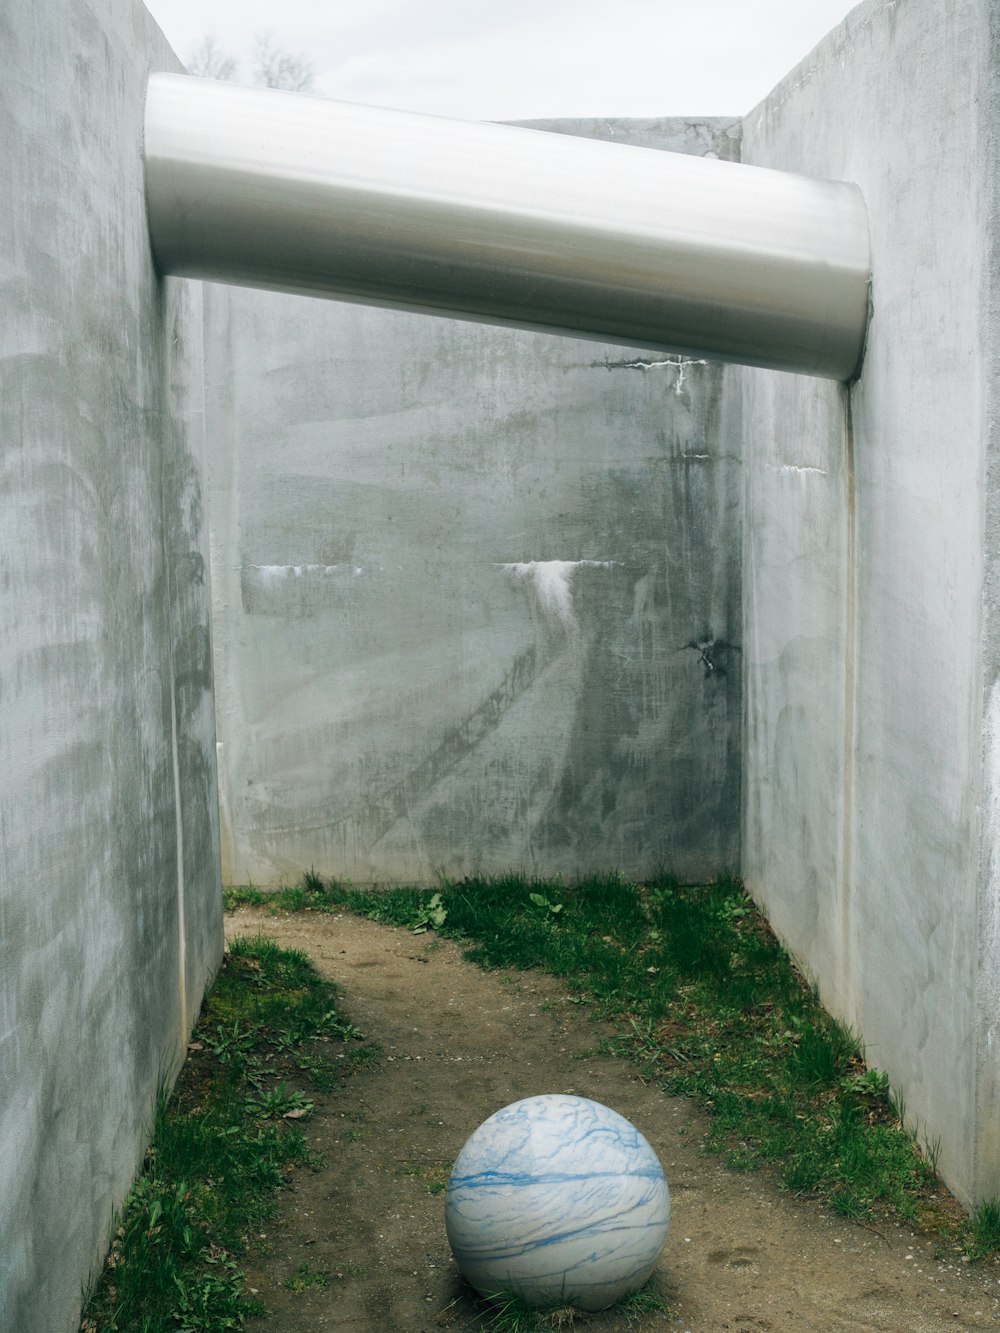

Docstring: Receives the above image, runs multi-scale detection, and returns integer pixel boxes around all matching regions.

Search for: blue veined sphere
[444,1094,670,1312]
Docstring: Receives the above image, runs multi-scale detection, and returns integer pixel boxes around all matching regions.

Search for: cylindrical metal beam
[144,73,871,380]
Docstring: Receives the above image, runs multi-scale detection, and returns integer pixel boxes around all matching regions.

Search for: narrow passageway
[226,909,1000,1332]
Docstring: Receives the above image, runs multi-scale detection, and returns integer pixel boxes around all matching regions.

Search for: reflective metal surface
[144,74,871,380]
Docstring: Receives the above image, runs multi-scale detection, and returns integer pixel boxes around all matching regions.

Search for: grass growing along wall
[81,935,373,1333]
[226,871,998,1256]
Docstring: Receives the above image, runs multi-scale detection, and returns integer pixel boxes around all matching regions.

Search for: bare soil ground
[225,908,1000,1332]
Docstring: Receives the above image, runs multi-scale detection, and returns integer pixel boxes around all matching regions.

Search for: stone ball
[444,1094,670,1312]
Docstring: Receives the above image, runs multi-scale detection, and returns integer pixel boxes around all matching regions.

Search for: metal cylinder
[144,73,871,380]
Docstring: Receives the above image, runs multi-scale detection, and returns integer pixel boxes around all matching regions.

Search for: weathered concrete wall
[741,0,999,1205]
[0,2,222,1329]
[204,118,744,888]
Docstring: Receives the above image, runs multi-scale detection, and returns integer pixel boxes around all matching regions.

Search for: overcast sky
[142,0,861,121]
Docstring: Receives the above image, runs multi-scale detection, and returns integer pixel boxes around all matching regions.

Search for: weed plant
[81,934,369,1332]
[224,873,995,1255]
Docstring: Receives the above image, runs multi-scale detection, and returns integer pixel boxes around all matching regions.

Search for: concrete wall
[741,0,999,1205]
[204,117,744,888]
[0,2,222,1329]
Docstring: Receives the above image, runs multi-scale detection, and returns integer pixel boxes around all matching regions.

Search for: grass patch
[225,872,989,1257]
[473,1283,669,1330]
[283,1262,329,1293]
[81,934,373,1331]
[398,1159,451,1196]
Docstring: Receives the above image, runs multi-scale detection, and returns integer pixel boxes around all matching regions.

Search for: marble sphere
[444,1094,669,1312]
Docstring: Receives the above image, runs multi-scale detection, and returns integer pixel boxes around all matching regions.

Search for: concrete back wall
[204,117,744,888]
[1,2,222,1328]
[741,0,1000,1205]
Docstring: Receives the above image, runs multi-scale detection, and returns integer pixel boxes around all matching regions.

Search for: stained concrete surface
[204,118,744,889]
[740,0,1000,1207]
[0,3,222,1330]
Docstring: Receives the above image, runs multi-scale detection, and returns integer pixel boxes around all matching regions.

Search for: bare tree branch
[186,32,239,81]
[252,30,315,92]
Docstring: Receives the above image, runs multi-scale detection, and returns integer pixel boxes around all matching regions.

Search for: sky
[142,0,862,121]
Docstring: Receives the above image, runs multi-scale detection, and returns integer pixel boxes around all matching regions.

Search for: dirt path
[226,908,1000,1332]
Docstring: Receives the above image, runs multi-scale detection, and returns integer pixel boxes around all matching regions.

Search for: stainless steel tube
[144,73,871,380]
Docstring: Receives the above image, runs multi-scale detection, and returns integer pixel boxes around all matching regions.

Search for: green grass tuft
[283,1261,329,1292]
[479,1291,542,1332]
[473,1281,667,1330]
[966,1199,1000,1258]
